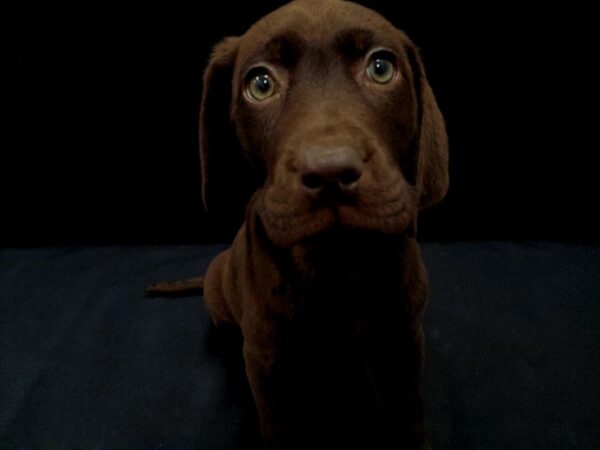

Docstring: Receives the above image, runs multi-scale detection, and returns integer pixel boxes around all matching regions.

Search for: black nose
[299,147,363,199]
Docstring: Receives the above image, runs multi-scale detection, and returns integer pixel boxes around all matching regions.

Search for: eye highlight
[246,69,276,101]
[366,53,396,84]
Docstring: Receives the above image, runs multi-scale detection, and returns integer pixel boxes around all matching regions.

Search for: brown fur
[200,1,448,448]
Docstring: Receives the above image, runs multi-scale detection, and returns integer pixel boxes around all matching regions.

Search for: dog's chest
[288,248,406,324]
[270,279,410,439]
[280,257,409,356]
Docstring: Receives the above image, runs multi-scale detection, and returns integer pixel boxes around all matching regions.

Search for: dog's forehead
[236,0,405,66]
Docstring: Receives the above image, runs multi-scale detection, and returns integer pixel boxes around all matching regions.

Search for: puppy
[151,1,448,448]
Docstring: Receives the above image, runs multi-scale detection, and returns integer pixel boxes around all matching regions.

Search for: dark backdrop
[3,0,596,246]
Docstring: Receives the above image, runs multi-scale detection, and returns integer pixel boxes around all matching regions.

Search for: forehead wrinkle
[240,3,312,62]
[248,31,303,67]
[239,1,406,70]
[245,28,380,69]
[334,28,375,57]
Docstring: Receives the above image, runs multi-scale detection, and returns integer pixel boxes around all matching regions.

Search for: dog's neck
[252,210,417,292]
[292,229,408,276]
[236,209,427,334]
[245,210,425,333]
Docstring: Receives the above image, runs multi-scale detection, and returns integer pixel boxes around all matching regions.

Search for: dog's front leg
[366,321,428,450]
[242,344,295,450]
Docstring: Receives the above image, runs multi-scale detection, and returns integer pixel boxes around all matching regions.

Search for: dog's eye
[246,71,275,101]
[366,54,395,84]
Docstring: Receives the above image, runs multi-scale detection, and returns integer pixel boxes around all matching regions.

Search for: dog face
[201,0,448,247]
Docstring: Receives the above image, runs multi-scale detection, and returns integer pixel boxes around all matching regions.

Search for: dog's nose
[299,147,363,199]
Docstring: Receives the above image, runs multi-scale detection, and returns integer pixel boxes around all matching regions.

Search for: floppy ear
[406,44,449,211]
[199,37,255,220]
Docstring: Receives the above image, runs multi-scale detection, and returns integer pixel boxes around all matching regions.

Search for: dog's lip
[258,206,336,248]
[336,204,411,227]
[260,201,412,248]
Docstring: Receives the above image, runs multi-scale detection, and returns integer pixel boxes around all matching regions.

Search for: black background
[2,4,599,448]
[3,0,596,246]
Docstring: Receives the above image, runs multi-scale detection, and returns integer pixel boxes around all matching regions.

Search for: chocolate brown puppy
[200,1,448,448]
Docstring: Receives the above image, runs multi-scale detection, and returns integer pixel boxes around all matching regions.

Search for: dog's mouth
[258,196,415,248]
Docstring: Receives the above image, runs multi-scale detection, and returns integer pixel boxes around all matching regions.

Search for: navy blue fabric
[1,243,599,448]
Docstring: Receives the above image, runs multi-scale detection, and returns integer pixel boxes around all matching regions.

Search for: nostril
[301,173,323,190]
[299,147,364,196]
[339,168,362,186]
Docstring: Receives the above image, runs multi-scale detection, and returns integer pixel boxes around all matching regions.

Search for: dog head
[200,0,448,247]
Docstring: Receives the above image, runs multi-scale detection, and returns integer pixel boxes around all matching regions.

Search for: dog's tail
[145,277,204,298]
